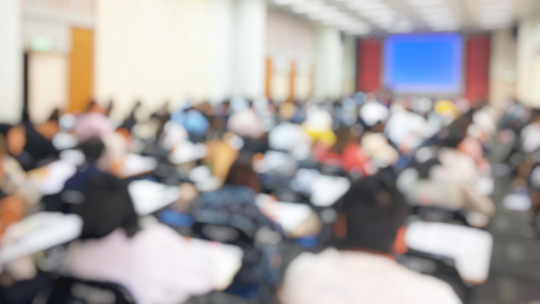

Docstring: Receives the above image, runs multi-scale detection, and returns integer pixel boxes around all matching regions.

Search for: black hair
[47,109,61,122]
[225,152,262,193]
[79,173,140,240]
[339,174,409,253]
[78,137,105,161]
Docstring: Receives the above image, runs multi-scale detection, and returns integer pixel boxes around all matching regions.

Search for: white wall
[232,0,267,99]
[208,0,235,102]
[0,0,23,123]
[94,0,212,119]
[266,8,316,101]
[314,25,343,100]
[517,16,540,106]
[489,29,517,112]
[29,53,68,123]
[342,35,357,97]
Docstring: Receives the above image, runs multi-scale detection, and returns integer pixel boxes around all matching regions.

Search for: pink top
[65,224,215,304]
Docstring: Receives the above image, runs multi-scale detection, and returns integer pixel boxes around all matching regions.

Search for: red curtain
[464,35,491,103]
[357,39,382,93]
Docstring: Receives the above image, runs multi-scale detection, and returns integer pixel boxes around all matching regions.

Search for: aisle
[471,174,540,303]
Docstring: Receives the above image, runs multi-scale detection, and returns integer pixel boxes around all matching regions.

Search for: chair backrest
[50,276,136,304]
[411,205,469,226]
[397,249,467,301]
[192,221,255,247]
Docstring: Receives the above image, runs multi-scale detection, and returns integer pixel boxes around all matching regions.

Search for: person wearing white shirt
[64,173,215,304]
[280,175,462,304]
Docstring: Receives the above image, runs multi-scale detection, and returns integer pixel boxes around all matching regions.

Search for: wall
[341,35,357,97]
[0,0,23,123]
[517,16,540,107]
[489,29,517,112]
[265,8,315,101]
[357,39,382,93]
[464,35,491,103]
[314,25,343,100]
[94,0,212,119]
[29,53,68,122]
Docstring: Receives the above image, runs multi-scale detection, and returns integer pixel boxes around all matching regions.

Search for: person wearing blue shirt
[171,107,209,143]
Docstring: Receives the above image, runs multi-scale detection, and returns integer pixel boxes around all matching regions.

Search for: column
[0,0,23,123]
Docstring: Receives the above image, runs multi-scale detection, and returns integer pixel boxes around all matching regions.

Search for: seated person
[60,138,106,208]
[313,125,375,176]
[0,134,41,207]
[190,152,283,234]
[64,173,215,304]
[280,175,462,304]
[189,153,283,293]
[227,101,265,141]
[172,106,209,143]
[0,123,58,171]
[528,164,540,236]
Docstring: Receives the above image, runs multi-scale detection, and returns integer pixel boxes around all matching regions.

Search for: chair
[191,221,267,300]
[48,276,135,304]
[411,205,470,227]
[397,249,468,301]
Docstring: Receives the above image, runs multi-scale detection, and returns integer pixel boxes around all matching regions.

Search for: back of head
[79,173,140,240]
[340,174,408,253]
[78,137,105,162]
[225,152,262,193]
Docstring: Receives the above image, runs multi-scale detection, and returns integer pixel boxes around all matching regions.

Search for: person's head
[78,137,105,162]
[79,173,140,240]
[225,152,262,193]
[336,174,409,253]
[0,124,26,156]
[330,126,361,155]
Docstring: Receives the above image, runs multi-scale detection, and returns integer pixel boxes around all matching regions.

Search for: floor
[471,147,540,304]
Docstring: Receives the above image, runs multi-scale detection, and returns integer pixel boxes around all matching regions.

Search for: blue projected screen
[383,34,464,93]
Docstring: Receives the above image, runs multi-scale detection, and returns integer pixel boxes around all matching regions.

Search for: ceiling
[268,0,540,36]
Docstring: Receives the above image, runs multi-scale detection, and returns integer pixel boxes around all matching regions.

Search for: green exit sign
[31,36,54,52]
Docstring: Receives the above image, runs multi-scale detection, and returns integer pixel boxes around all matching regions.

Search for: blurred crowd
[0,91,535,304]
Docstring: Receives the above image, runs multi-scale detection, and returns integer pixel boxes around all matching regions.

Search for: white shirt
[281,249,462,304]
[65,224,215,304]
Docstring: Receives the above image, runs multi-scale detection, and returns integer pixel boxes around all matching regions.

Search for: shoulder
[391,264,462,304]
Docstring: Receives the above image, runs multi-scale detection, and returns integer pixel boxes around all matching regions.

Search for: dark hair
[47,109,61,122]
[79,173,140,240]
[340,174,409,253]
[329,126,361,155]
[225,152,262,193]
[78,137,105,161]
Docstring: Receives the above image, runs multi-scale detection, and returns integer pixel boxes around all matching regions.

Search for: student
[190,152,283,234]
[64,173,214,304]
[59,138,107,210]
[172,106,209,143]
[190,153,283,294]
[280,175,462,304]
[0,123,58,171]
[227,101,265,141]
[0,134,40,206]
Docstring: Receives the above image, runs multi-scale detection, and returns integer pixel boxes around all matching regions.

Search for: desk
[30,160,77,195]
[169,143,207,165]
[188,239,243,290]
[129,180,180,216]
[121,154,158,178]
[310,175,351,207]
[0,213,83,264]
[405,222,493,284]
[256,194,316,237]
